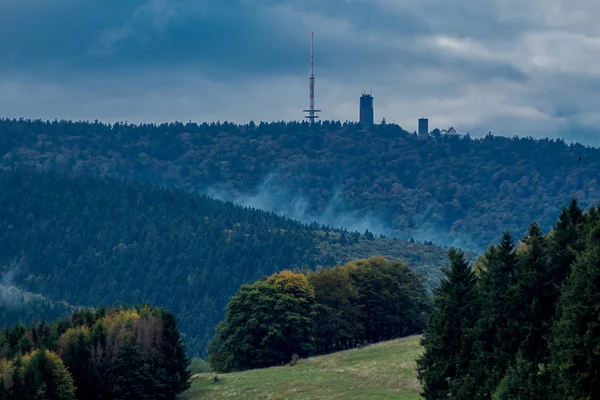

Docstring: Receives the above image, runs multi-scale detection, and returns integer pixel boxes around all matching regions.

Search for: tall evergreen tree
[110,340,155,400]
[549,205,600,400]
[546,198,585,306]
[514,223,550,363]
[468,231,520,399]
[492,353,541,400]
[492,223,554,399]
[417,248,478,400]
[155,310,191,397]
[495,200,587,400]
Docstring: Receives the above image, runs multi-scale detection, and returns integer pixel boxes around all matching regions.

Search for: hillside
[0,168,451,357]
[0,282,74,326]
[1,118,598,250]
[185,335,423,400]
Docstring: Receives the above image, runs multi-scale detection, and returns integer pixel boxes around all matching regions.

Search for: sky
[1,0,600,145]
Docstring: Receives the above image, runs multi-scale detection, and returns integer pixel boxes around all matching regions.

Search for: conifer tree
[514,223,550,363]
[492,354,542,400]
[549,205,600,399]
[110,340,154,400]
[546,198,585,306]
[491,223,555,399]
[417,248,478,400]
[156,310,191,397]
[467,231,520,399]
[18,349,76,400]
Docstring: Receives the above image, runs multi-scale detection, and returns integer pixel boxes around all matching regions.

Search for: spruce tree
[110,340,153,400]
[549,205,600,399]
[417,248,478,400]
[492,353,542,400]
[492,223,554,399]
[157,310,191,397]
[468,231,520,399]
[546,198,585,308]
[514,222,550,363]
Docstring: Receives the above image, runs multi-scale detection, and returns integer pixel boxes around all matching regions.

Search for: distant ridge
[0,117,597,251]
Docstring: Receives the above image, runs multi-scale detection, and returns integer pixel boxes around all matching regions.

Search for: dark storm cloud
[1,0,600,144]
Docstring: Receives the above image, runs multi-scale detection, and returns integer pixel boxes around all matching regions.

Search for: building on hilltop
[359,92,374,129]
[418,117,429,136]
[440,127,459,136]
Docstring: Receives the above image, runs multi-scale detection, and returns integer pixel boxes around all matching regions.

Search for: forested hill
[0,168,452,357]
[1,118,597,250]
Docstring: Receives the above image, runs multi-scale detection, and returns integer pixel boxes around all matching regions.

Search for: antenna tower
[303,32,321,122]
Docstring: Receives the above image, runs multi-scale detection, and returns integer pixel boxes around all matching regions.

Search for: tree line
[1,117,598,250]
[417,199,599,399]
[0,305,190,400]
[208,257,430,372]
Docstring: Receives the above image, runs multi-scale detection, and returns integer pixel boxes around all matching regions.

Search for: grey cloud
[1,0,600,144]
[91,0,180,56]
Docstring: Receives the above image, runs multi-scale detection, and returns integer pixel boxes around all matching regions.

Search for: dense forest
[0,304,190,399]
[417,199,600,399]
[0,168,453,357]
[209,257,429,373]
[1,118,598,250]
[0,285,74,330]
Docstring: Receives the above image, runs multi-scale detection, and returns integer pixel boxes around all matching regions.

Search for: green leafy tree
[17,349,76,400]
[209,271,316,372]
[188,358,211,374]
[417,249,478,400]
[306,266,363,353]
[347,257,429,343]
[57,326,96,400]
[0,304,191,400]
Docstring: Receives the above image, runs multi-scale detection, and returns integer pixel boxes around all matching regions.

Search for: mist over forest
[203,170,480,251]
[2,118,595,254]
[0,117,599,398]
[3,0,600,397]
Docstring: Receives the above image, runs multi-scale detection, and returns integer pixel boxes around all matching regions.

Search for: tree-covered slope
[0,282,74,327]
[0,168,450,357]
[1,118,598,250]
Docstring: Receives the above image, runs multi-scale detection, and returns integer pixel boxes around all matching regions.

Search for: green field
[184,336,423,400]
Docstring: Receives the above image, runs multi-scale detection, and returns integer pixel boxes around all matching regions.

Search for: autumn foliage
[0,305,190,400]
[209,257,429,372]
